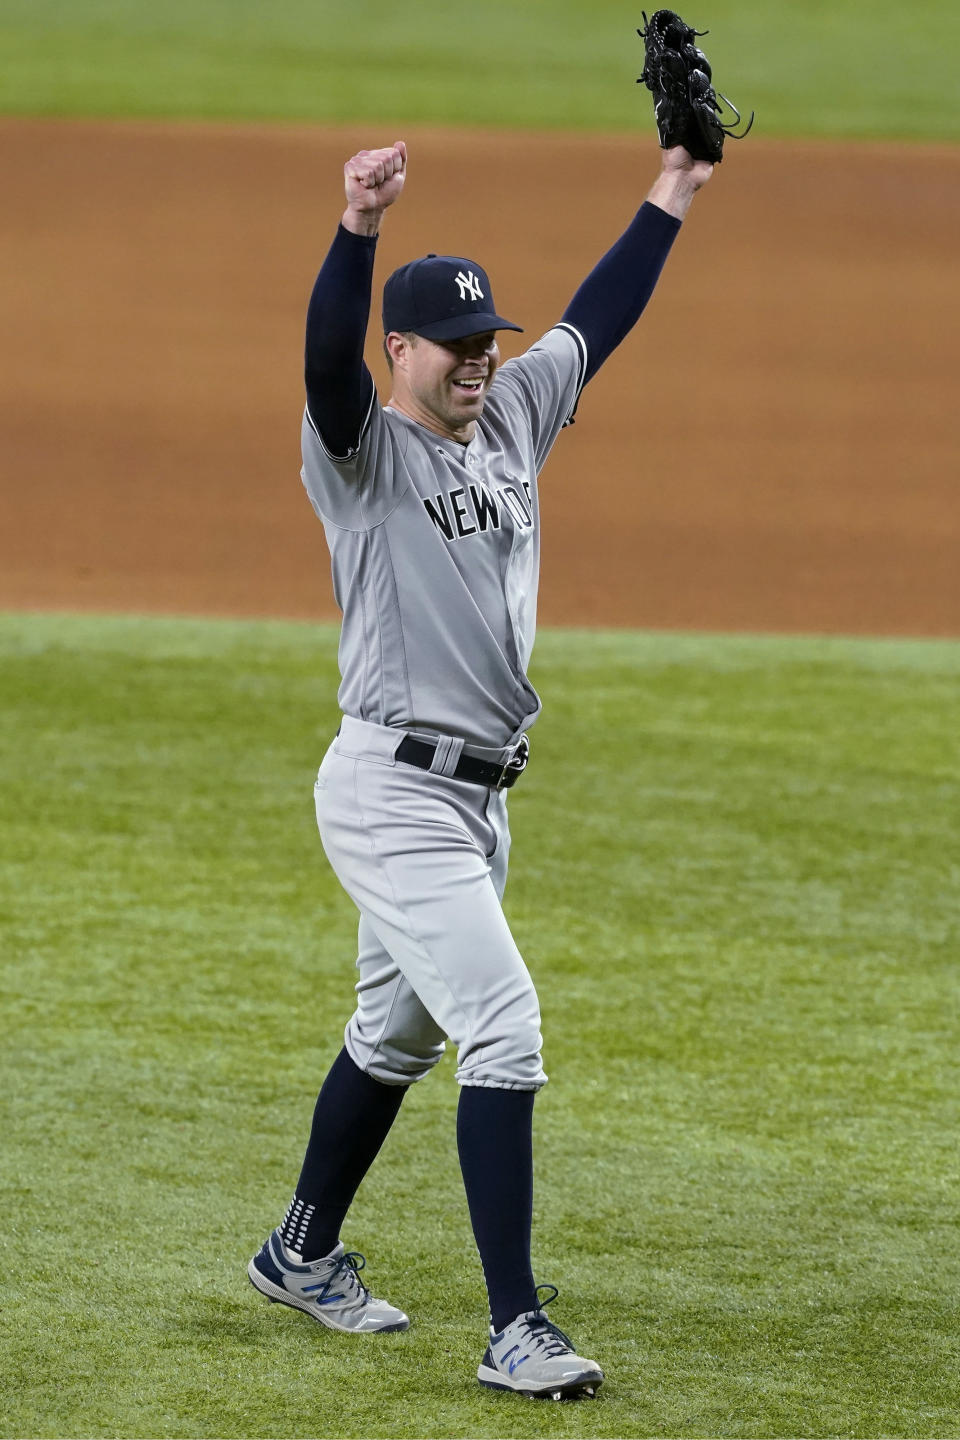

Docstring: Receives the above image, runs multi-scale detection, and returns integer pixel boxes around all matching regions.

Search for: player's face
[399,331,501,441]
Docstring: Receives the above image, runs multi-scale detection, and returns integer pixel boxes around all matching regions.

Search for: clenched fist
[342,142,407,236]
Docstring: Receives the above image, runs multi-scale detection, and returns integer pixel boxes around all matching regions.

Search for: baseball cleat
[477,1292,603,1400]
[248,1229,409,1333]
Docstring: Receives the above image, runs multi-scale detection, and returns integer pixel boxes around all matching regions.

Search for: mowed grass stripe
[1,0,959,140]
[1,612,958,1439]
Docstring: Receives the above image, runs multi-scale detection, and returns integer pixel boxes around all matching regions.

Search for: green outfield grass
[1,611,959,1438]
[1,0,959,140]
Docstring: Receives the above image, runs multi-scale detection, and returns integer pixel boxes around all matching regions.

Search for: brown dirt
[2,119,958,635]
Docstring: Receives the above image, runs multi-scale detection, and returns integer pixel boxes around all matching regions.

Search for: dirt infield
[2,119,957,634]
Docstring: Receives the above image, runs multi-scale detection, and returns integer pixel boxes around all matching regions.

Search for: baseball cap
[382,254,523,341]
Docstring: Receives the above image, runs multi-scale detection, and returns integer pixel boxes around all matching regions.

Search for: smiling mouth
[452,377,485,393]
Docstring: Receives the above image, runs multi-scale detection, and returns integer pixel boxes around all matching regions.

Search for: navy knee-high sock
[457,1086,538,1333]
[280,1047,407,1260]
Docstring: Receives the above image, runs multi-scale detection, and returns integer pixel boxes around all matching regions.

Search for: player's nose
[458,334,497,362]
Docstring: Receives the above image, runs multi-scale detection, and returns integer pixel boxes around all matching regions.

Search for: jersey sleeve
[301,399,409,531]
[491,325,588,473]
[561,201,681,384]
[303,224,380,463]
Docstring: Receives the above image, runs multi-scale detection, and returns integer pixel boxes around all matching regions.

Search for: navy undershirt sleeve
[304,224,378,458]
[562,201,682,384]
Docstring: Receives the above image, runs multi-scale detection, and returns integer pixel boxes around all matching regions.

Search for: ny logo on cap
[454,269,484,302]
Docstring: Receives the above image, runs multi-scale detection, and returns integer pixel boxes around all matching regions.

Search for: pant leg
[315,743,545,1092]
[344,914,447,1085]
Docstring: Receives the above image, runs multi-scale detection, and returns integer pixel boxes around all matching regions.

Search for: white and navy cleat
[248,1229,409,1333]
[477,1288,603,1400]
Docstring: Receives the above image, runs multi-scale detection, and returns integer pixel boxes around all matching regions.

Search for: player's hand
[646,143,713,221]
[343,142,407,223]
[661,144,714,190]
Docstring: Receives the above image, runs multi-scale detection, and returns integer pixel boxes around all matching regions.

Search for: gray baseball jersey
[300,323,588,749]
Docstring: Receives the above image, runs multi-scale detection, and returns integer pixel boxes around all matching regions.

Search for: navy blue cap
[382,254,522,341]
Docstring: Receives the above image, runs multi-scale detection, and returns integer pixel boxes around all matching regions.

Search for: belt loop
[429,734,465,777]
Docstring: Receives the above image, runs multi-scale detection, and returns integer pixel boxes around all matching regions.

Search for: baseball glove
[637,9,753,163]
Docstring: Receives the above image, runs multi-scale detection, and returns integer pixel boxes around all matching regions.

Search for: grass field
[1,0,960,139]
[2,612,959,1438]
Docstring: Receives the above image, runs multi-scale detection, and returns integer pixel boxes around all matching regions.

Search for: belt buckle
[497,735,530,791]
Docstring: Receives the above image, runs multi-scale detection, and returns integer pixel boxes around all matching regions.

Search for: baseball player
[248,136,712,1400]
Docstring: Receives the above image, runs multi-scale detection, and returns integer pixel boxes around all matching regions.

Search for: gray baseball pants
[313,716,546,1091]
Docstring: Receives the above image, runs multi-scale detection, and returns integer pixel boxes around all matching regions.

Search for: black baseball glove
[637,9,753,163]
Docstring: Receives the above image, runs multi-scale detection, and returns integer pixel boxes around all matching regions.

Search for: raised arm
[561,145,712,385]
[304,142,407,459]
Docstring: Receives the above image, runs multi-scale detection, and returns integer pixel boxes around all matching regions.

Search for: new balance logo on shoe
[496,1344,529,1374]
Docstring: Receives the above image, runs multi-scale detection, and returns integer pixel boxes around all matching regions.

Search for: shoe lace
[514,1284,577,1358]
[317,1250,372,1306]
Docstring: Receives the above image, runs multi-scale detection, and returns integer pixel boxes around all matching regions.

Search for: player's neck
[386,393,476,446]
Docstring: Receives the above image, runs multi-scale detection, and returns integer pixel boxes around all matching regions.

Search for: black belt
[396,734,530,790]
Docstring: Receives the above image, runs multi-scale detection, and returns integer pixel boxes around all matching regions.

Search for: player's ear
[385,331,415,372]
